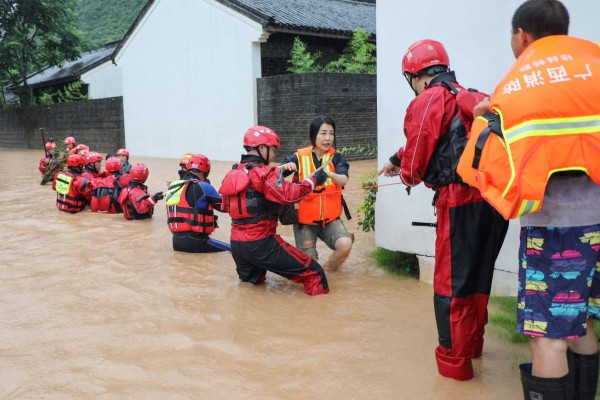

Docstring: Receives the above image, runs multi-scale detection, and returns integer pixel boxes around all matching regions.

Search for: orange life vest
[457,35,600,220]
[296,146,342,224]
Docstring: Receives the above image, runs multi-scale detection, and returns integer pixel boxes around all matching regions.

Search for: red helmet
[243,126,280,149]
[64,136,76,146]
[45,142,57,151]
[402,39,450,75]
[85,151,103,164]
[179,152,193,167]
[76,144,89,153]
[67,154,85,167]
[130,163,149,182]
[105,156,121,173]
[116,148,130,158]
[186,154,211,174]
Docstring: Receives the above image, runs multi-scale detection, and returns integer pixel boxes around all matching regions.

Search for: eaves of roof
[113,0,375,62]
[8,42,119,91]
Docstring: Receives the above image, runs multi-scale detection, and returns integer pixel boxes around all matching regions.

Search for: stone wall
[0,97,124,153]
[257,73,377,161]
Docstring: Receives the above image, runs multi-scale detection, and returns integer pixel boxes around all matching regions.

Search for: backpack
[91,174,122,213]
[422,81,488,188]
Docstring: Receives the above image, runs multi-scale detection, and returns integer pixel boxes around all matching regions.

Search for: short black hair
[309,116,336,147]
[512,0,569,39]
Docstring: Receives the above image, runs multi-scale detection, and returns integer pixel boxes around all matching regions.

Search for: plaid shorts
[517,225,600,339]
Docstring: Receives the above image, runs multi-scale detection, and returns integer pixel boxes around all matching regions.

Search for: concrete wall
[376,0,600,295]
[113,0,267,161]
[81,61,123,100]
[0,97,124,153]
[257,73,376,161]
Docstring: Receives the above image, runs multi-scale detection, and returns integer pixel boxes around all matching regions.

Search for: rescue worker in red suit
[166,153,227,253]
[90,156,130,213]
[219,126,331,296]
[118,163,163,220]
[53,154,92,213]
[39,141,57,174]
[81,151,102,181]
[379,40,509,380]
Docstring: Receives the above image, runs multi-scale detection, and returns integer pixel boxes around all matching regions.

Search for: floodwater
[0,148,528,399]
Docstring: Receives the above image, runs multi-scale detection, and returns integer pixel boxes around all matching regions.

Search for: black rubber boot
[566,349,599,400]
[520,363,569,400]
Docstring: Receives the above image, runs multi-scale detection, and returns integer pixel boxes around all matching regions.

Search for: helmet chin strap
[258,145,270,165]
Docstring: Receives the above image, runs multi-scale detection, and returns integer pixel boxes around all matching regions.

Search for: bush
[288,28,376,74]
[355,171,377,232]
[287,37,321,73]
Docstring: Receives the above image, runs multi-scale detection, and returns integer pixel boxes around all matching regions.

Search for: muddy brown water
[0,148,528,399]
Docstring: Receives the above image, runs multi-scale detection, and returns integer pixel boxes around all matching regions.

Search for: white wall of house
[81,61,123,99]
[376,0,600,295]
[114,0,267,161]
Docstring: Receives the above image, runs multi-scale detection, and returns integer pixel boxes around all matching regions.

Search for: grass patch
[370,247,418,279]
[489,296,600,345]
[488,296,529,344]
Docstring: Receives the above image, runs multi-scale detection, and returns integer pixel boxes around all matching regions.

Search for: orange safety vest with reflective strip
[296,146,343,224]
[457,35,600,220]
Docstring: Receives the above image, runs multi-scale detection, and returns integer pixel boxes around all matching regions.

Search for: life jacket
[165,179,216,234]
[423,77,488,188]
[55,171,87,213]
[457,35,600,220]
[91,173,122,213]
[219,162,279,224]
[295,146,342,224]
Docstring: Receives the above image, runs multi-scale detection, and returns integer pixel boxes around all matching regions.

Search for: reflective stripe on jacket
[55,171,87,213]
[296,146,342,224]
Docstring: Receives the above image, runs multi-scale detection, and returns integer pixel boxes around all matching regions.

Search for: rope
[310,180,404,194]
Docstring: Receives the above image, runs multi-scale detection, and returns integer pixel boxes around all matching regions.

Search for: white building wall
[81,61,123,99]
[376,0,600,295]
[114,0,266,161]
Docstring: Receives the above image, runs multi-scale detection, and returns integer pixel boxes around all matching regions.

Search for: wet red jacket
[118,182,157,220]
[396,80,464,187]
[39,156,51,174]
[219,155,318,241]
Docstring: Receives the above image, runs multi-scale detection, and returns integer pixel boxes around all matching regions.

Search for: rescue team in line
[43,119,353,298]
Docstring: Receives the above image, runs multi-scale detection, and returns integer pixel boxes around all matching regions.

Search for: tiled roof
[216,0,375,36]
[22,42,118,88]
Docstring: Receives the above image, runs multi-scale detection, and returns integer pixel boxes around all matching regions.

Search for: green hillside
[78,0,148,51]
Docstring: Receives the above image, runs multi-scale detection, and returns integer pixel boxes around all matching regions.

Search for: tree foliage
[287,37,322,73]
[38,80,88,105]
[78,0,147,51]
[325,28,376,74]
[0,0,82,106]
[287,28,376,74]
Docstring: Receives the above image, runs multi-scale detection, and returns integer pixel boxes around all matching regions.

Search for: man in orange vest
[469,1,600,398]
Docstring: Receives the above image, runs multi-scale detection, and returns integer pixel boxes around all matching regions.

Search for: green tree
[287,37,322,73]
[0,0,82,107]
[78,0,147,51]
[325,28,376,74]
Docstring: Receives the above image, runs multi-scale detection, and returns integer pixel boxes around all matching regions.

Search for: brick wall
[0,97,124,153]
[257,73,377,161]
